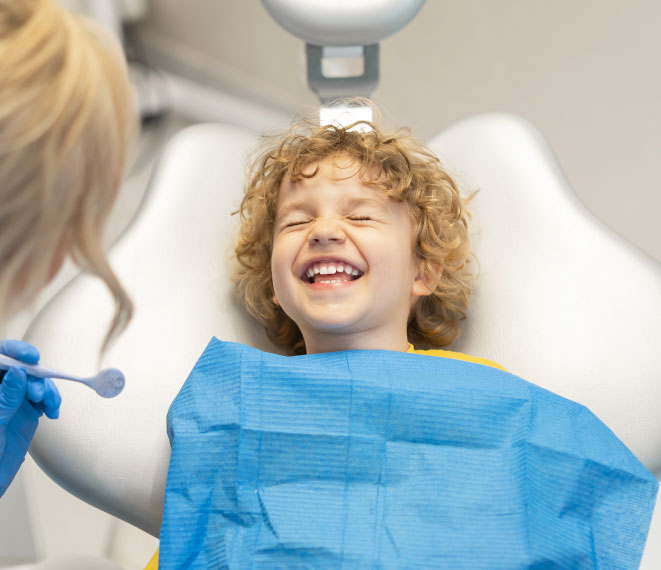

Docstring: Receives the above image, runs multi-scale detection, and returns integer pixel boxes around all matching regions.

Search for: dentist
[0,0,135,497]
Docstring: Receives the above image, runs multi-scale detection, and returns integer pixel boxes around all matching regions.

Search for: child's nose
[308,218,345,245]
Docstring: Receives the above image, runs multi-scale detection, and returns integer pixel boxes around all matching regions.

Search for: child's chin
[305,314,362,331]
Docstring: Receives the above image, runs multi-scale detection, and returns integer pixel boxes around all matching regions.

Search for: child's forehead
[275,168,402,222]
[279,155,380,192]
[279,165,379,201]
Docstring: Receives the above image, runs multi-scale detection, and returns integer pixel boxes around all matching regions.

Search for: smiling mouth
[301,260,364,284]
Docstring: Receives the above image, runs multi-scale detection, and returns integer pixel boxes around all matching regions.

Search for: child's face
[271,157,431,353]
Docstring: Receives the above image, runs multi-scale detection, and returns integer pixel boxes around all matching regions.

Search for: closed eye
[347,215,372,221]
[284,219,312,227]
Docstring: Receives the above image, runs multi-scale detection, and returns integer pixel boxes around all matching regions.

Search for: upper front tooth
[310,262,359,275]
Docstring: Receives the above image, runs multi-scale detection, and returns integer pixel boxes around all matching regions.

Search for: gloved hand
[0,340,61,497]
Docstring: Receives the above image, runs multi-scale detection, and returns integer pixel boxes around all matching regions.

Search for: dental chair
[25,113,661,567]
[24,0,661,567]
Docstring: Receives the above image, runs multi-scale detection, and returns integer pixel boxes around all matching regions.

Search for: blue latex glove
[0,340,61,497]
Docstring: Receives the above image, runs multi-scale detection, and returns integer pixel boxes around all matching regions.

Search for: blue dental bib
[159,339,657,569]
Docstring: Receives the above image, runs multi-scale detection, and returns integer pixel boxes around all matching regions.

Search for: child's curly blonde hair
[234,105,474,355]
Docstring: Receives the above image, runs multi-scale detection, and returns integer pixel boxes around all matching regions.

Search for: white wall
[136,0,661,262]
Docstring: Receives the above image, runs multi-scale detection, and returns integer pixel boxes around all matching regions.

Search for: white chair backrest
[428,114,661,472]
[26,116,661,542]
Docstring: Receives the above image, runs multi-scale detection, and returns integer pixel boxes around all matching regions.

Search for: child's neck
[303,330,410,355]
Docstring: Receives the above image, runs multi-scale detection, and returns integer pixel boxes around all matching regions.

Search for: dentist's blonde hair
[235,101,473,355]
[0,0,136,350]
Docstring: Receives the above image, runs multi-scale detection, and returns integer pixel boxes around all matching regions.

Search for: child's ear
[271,278,280,306]
[411,263,442,297]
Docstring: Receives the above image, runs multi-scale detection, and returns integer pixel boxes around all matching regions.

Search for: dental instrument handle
[0,353,81,383]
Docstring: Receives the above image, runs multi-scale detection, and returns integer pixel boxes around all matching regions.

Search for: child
[234,106,502,368]
[154,106,656,569]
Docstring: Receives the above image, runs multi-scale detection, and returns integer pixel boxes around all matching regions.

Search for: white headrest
[428,115,661,475]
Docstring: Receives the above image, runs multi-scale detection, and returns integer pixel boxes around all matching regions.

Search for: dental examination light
[261,0,425,127]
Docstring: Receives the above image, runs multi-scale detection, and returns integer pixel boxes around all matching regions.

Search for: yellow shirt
[144,550,158,570]
[142,346,505,570]
[406,343,507,371]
